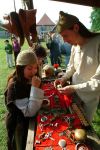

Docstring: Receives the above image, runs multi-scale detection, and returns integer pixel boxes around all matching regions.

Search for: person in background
[37,34,41,45]
[4,39,13,68]
[54,11,100,123]
[4,50,44,150]
[61,42,72,66]
[33,45,47,77]
[47,32,61,66]
[11,36,21,65]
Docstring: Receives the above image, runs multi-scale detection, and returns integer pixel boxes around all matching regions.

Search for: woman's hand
[31,76,41,88]
[58,85,75,96]
[54,78,66,88]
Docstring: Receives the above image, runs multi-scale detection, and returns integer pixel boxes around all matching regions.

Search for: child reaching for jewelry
[4,50,44,150]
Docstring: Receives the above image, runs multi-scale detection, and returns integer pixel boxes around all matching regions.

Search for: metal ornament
[58,139,67,148]
[41,116,48,122]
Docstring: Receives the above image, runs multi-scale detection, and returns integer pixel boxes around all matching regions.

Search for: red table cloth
[34,83,90,150]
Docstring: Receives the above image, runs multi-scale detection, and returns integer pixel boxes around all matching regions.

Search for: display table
[26,82,100,150]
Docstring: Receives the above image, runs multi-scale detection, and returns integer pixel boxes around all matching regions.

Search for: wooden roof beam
[50,0,100,8]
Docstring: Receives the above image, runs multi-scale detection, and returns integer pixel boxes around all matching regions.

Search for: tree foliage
[90,8,100,32]
[0,20,4,31]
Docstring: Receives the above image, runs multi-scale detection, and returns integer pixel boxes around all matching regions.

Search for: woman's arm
[58,64,100,100]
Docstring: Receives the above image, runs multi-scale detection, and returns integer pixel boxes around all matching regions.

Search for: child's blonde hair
[43,64,55,77]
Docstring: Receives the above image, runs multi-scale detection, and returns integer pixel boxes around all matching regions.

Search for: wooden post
[13,0,16,12]
[26,118,36,150]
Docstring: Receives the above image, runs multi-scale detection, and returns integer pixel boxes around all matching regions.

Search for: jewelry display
[33,82,92,150]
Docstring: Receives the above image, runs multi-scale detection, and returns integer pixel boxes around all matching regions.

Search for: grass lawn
[0,38,30,150]
[0,38,100,149]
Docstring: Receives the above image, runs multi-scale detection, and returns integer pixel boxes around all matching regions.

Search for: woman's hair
[70,21,100,38]
[57,11,100,38]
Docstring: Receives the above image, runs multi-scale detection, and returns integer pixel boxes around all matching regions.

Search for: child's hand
[32,76,41,88]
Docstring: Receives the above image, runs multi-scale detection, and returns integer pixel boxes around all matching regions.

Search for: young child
[43,64,55,78]
[33,45,47,77]
[4,39,13,68]
[11,36,21,65]
[4,50,44,150]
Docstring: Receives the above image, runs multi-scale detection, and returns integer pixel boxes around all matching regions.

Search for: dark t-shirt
[5,44,13,54]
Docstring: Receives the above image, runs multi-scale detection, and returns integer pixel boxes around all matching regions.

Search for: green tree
[90,8,100,32]
[0,20,4,31]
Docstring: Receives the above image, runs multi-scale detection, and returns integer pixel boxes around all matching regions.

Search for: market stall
[26,80,100,150]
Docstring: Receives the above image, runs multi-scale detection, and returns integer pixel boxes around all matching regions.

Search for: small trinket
[58,139,67,148]
[59,132,63,136]
[44,146,53,150]
[35,140,41,144]
[54,122,58,127]
[41,116,48,122]
[59,130,66,136]
[63,116,75,127]
[75,143,90,150]
[44,131,54,140]
[74,129,87,141]
[42,99,50,107]
[57,84,62,88]
[39,132,45,139]
[50,123,54,126]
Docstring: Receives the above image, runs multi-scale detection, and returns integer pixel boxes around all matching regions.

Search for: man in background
[4,40,13,68]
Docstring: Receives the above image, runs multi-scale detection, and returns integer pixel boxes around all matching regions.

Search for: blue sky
[0,0,92,28]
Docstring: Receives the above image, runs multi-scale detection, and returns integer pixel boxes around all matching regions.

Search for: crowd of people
[4,11,100,150]
[4,33,71,69]
[46,31,72,67]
